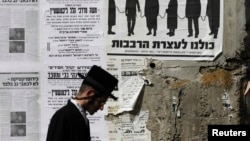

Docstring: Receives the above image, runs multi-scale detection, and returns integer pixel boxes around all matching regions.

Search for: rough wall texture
[243,0,250,124]
[126,0,248,141]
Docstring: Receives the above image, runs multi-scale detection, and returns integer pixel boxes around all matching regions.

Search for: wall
[0,1,246,140]
[243,0,250,124]
[118,0,248,140]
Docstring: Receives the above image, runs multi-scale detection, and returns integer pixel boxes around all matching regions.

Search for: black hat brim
[78,73,118,100]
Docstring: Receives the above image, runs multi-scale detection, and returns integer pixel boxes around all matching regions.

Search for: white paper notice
[105,57,146,115]
[0,72,39,141]
[108,111,151,141]
[117,76,144,114]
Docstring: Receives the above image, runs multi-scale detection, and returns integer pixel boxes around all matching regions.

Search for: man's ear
[86,89,95,97]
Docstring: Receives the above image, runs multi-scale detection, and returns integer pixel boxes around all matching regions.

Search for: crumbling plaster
[132,0,248,140]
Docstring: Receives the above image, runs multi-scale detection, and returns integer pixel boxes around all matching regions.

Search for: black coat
[145,0,159,18]
[125,0,140,18]
[108,0,116,25]
[206,0,220,28]
[46,100,90,141]
[166,0,178,29]
[185,0,201,18]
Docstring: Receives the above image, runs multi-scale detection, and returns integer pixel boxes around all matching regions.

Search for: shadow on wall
[243,0,250,59]
[246,1,250,32]
[242,0,250,124]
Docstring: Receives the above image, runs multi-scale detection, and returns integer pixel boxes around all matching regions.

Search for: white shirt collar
[70,99,89,125]
[70,99,87,115]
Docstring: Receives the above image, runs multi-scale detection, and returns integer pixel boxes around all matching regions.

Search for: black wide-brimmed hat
[78,65,118,100]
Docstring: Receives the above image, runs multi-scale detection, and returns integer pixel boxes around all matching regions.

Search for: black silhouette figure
[185,0,201,38]
[166,0,178,37]
[125,0,141,36]
[206,0,220,39]
[145,0,159,36]
[108,0,116,35]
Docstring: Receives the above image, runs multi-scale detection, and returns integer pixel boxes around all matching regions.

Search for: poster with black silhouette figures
[105,0,223,61]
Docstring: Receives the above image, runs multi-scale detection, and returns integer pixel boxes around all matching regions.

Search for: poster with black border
[105,0,223,61]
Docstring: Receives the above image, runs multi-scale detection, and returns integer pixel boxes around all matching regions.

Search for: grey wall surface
[121,0,248,140]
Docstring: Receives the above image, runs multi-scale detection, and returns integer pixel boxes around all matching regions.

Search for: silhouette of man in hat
[46,65,118,141]
[108,0,116,34]
[185,0,201,38]
[125,0,141,36]
[144,0,159,36]
[166,0,178,37]
[206,0,220,39]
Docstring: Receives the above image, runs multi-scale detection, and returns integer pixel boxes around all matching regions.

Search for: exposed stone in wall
[243,0,250,59]
[105,1,248,140]
[243,0,250,124]
[200,68,233,88]
[138,55,246,141]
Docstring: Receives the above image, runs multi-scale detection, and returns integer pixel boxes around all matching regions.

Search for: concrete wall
[125,0,248,140]
[243,0,250,124]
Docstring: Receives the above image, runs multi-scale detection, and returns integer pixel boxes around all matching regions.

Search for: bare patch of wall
[127,1,248,141]
[242,0,250,124]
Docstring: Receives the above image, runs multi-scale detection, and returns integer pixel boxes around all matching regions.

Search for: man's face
[86,96,108,115]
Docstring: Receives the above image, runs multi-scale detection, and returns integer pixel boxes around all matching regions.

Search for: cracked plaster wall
[125,0,249,141]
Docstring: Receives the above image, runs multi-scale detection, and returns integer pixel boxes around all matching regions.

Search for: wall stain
[201,68,233,88]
